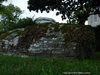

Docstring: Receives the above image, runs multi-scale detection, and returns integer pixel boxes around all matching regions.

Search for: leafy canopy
[28,0,100,24]
[0,4,22,31]
[0,0,7,12]
[0,4,22,25]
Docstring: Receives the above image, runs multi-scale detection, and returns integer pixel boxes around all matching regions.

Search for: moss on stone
[0,32,12,40]
[17,31,27,36]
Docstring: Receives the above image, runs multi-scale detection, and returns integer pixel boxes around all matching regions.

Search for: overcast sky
[4,0,67,23]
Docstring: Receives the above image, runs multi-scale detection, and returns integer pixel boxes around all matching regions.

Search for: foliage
[28,0,100,24]
[7,17,33,30]
[0,53,100,75]
[0,0,7,12]
[0,0,6,2]
[0,4,22,31]
[17,17,33,26]
[0,4,22,27]
[0,23,5,31]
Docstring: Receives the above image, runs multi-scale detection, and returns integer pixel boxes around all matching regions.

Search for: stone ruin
[0,24,96,59]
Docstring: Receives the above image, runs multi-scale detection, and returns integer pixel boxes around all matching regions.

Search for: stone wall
[0,24,96,59]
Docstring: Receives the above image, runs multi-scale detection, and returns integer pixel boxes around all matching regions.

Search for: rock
[0,28,24,52]
[0,24,96,59]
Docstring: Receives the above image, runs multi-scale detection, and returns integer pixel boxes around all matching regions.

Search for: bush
[8,17,34,30]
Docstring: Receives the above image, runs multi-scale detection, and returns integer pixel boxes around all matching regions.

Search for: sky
[3,0,67,23]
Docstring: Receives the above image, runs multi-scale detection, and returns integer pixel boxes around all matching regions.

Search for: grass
[0,52,100,75]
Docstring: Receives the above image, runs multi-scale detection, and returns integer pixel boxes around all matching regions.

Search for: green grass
[0,53,100,75]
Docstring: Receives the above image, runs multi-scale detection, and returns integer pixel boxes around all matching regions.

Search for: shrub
[8,17,34,30]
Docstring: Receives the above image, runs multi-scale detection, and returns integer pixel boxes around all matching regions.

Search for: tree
[0,4,22,31]
[28,0,100,25]
[1,4,22,26]
[8,17,33,30]
[0,0,7,12]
